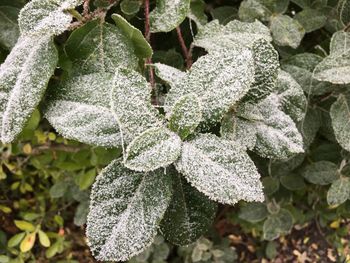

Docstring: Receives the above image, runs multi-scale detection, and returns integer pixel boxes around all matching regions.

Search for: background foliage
[2,0,350,262]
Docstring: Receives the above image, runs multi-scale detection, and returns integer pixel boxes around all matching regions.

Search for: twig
[176,26,192,69]
[144,0,155,88]
[31,144,86,155]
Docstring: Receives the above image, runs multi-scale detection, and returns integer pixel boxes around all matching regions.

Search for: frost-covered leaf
[0,35,58,143]
[153,63,186,88]
[281,53,333,95]
[124,127,182,172]
[120,0,141,16]
[175,134,264,205]
[301,161,339,185]
[18,0,82,36]
[210,6,237,25]
[165,50,254,126]
[223,96,304,159]
[263,209,293,241]
[270,15,305,49]
[330,94,350,151]
[168,94,202,139]
[194,19,271,52]
[160,170,217,246]
[111,14,152,59]
[150,0,191,33]
[273,70,307,122]
[0,6,20,50]
[298,107,321,148]
[189,0,207,28]
[280,173,306,191]
[295,8,327,33]
[45,73,121,147]
[65,20,138,74]
[86,160,172,261]
[243,39,279,102]
[111,68,162,143]
[338,0,350,27]
[314,31,350,84]
[327,177,350,206]
[238,0,272,22]
[239,202,268,223]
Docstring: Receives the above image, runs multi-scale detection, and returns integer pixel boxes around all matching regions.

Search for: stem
[68,9,84,21]
[83,0,90,17]
[176,26,192,69]
[144,0,155,88]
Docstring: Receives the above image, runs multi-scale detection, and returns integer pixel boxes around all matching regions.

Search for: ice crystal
[0,35,58,143]
[160,170,217,246]
[124,127,182,172]
[168,94,202,139]
[175,134,264,205]
[110,68,163,143]
[86,160,172,261]
[18,0,82,36]
[153,63,186,88]
[65,20,138,75]
[150,0,191,33]
[45,73,121,147]
[314,31,350,84]
[194,19,271,53]
[165,50,254,126]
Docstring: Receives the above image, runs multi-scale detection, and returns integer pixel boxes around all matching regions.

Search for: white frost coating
[274,70,307,122]
[19,0,82,36]
[0,35,58,143]
[86,160,172,261]
[194,19,272,53]
[124,127,182,172]
[314,31,350,84]
[45,72,121,147]
[110,68,163,143]
[175,134,264,205]
[150,0,190,33]
[65,20,138,74]
[153,63,186,88]
[165,50,255,126]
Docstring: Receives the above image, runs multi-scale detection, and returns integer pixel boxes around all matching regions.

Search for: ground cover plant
[2,0,350,262]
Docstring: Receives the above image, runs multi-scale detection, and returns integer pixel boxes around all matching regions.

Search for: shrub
[1,0,350,262]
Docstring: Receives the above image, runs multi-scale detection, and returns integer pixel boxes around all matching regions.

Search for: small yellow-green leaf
[8,232,25,248]
[78,169,96,190]
[14,220,35,232]
[20,232,36,252]
[45,241,60,258]
[38,230,50,247]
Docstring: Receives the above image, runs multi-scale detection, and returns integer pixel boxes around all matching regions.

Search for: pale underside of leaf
[0,35,58,143]
[175,134,264,205]
[125,127,182,172]
[86,160,172,261]
[150,0,191,33]
[45,73,121,147]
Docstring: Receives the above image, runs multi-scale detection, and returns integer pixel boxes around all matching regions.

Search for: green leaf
[18,0,82,36]
[270,14,305,49]
[294,8,327,33]
[175,134,264,205]
[110,68,162,143]
[239,202,268,223]
[210,6,237,25]
[194,19,271,53]
[111,14,152,59]
[45,241,60,258]
[165,50,254,126]
[263,209,293,240]
[327,177,350,206]
[150,0,191,33]
[302,161,339,185]
[280,173,305,191]
[168,94,202,139]
[0,255,9,263]
[262,177,280,196]
[0,6,20,50]
[65,20,138,74]
[74,201,89,226]
[49,181,69,198]
[38,230,50,247]
[124,127,182,172]
[78,169,96,190]
[8,232,25,247]
[86,160,172,261]
[338,0,350,27]
[0,35,58,143]
[120,0,141,16]
[153,49,184,69]
[45,73,121,147]
[189,0,207,28]
[14,220,35,232]
[314,31,350,84]
[160,170,217,245]
[330,94,350,151]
